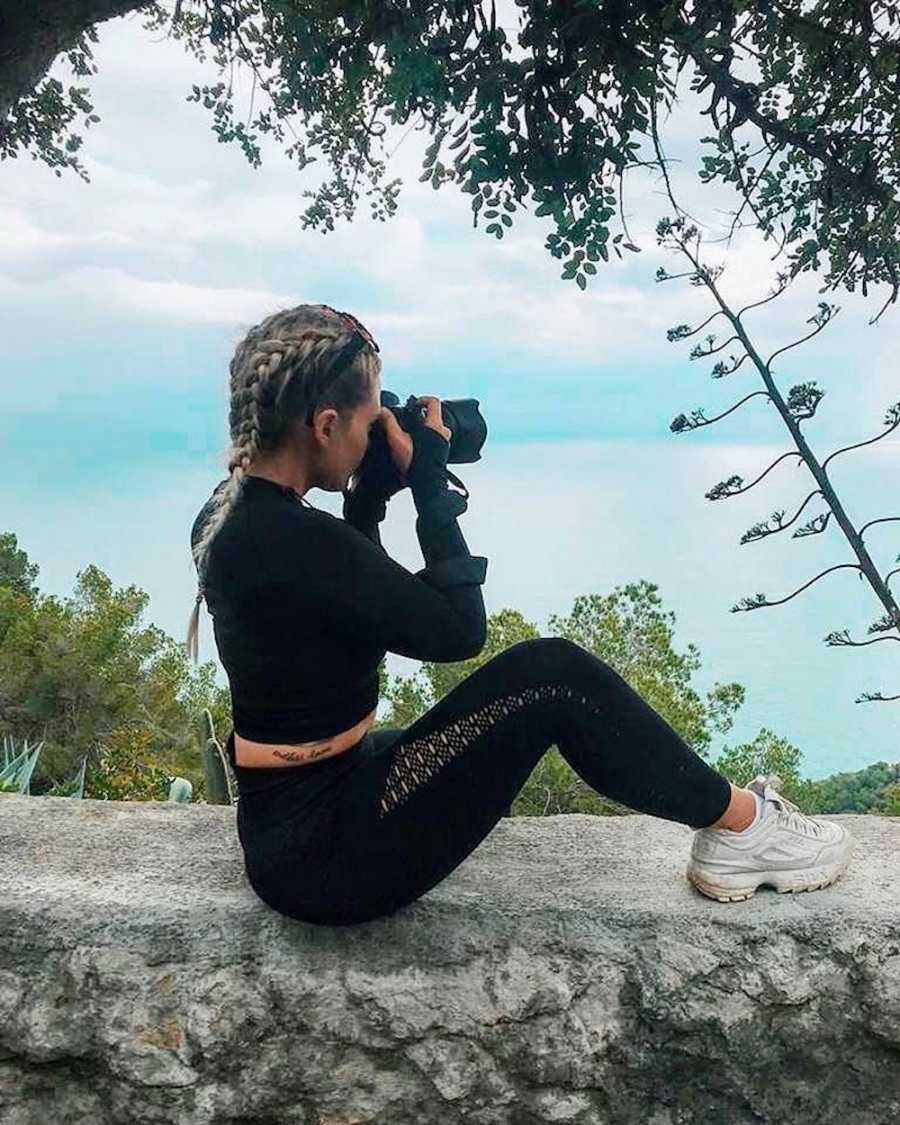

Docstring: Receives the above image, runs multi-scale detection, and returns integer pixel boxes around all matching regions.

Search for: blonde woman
[187,303,853,925]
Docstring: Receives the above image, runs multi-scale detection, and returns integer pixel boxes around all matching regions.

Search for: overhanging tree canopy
[3,1,900,317]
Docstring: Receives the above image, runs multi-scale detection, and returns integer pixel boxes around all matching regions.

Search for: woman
[186,303,853,926]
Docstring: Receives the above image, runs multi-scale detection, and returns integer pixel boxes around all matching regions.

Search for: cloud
[0,205,73,263]
[51,266,297,324]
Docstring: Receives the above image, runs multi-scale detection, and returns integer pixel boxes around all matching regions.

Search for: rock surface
[1,794,898,1125]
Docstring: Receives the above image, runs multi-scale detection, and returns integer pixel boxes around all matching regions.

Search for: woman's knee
[484,636,592,687]
[506,636,581,660]
[505,636,591,672]
[507,637,623,692]
[461,637,606,703]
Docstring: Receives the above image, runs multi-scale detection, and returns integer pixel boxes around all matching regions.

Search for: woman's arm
[341,488,388,551]
[267,501,488,663]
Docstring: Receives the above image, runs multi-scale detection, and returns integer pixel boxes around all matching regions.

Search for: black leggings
[226,637,732,926]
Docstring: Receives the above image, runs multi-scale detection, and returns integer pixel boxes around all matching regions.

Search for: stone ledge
[1,795,898,1125]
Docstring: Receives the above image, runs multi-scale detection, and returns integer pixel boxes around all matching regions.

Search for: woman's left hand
[376,406,414,478]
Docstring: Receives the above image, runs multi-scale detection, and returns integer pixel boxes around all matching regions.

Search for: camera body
[381,391,487,465]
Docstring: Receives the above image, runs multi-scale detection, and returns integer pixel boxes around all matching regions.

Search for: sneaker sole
[686,855,851,903]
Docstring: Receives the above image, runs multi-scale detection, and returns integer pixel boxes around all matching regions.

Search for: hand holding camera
[345,391,486,517]
[377,396,451,480]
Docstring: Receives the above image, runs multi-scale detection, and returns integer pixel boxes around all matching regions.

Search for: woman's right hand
[379,395,450,479]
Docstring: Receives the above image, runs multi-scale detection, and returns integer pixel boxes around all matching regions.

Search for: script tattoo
[272,744,337,763]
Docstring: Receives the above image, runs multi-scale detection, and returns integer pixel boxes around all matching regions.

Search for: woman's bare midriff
[234,706,378,768]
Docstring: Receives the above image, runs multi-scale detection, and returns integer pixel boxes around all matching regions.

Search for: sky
[1,5,897,780]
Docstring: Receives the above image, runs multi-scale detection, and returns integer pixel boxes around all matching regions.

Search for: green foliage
[1,28,101,181]
[0,734,87,797]
[378,666,431,731]
[0,534,229,800]
[713,736,900,817]
[876,783,900,817]
[7,2,900,304]
[510,745,631,819]
[44,773,84,798]
[84,721,172,802]
[0,532,40,603]
[713,727,818,810]
[4,521,898,818]
[809,761,900,814]
[547,581,744,759]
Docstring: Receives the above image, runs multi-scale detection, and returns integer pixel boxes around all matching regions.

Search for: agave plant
[1,734,87,798]
[0,735,44,795]
[0,732,192,802]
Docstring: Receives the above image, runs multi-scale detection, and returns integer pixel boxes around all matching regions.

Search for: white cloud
[0,205,73,263]
[50,266,297,325]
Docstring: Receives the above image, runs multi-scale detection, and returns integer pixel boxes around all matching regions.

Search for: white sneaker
[686,773,854,903]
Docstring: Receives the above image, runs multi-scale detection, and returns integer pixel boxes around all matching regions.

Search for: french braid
[185,303,381,663]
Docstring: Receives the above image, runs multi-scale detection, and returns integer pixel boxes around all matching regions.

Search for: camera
[346,391,487,505]
[381,391,488,465]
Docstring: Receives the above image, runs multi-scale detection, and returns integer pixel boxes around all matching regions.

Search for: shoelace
[777,807,827,837]
[760,774,826,838]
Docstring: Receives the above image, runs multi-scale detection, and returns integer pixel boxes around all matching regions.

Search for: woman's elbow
[451,623,487,662]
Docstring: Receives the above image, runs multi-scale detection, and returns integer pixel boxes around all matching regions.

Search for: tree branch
[765,304,838,370]
[691,333,741,358]
[671,390,771,434]
[856,691,900,703]
[732,564,862,612]
[670,11,896,212]
[666,309,727,341]
[707,449,802,498]
[825,630,900,648]
[740,489,823,544]
[660,215,900,647]
[859,516,900,540]
[0,0,149,125]
[792,510,831,539]
[735,270,794,319]
[648,49,705,229]
[822,405,900,472]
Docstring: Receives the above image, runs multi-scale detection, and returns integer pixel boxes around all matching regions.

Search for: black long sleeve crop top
[190,427,488,743]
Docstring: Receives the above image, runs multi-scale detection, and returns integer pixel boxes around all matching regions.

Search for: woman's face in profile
[340,376,383,489]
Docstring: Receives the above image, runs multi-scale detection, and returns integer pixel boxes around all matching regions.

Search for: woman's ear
[314,408,340,440]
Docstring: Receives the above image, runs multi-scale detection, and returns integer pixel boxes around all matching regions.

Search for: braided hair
[185,303,382,664]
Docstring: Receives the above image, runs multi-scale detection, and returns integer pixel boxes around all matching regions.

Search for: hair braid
[185,304,381,664]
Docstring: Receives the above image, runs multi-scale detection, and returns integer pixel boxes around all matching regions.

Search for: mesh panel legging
[227,637,733,926]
